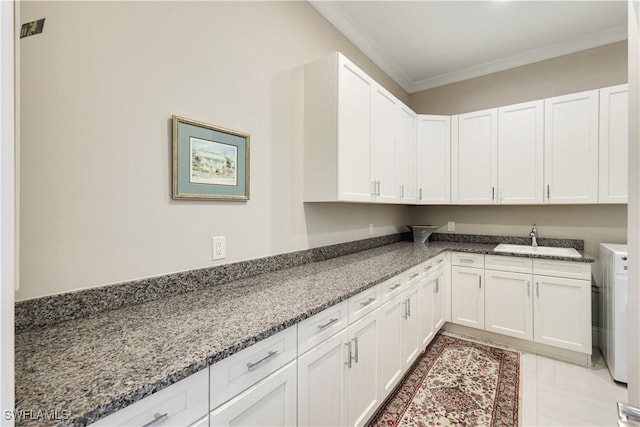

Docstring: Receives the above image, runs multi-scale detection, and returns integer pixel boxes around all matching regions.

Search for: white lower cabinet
[210,361,297,426]
[379,287,420,399]
[417,270,435,348]
[347,310,383,427]
[533,275,592,353]
[484,269,533,340]
[298,329,348,427]
[451,265,485,329]
[452,254,592,355]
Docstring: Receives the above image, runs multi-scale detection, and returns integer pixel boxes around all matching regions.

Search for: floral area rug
[367,333,520,427]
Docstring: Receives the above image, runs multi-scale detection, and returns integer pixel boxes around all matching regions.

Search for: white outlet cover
[212,236,226,260]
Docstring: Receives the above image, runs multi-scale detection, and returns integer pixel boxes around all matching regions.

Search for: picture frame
[172,115,250,201]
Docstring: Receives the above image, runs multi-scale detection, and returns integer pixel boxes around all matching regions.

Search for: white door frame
[1,0,16,423]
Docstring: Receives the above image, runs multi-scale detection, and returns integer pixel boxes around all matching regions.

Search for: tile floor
[521,348,628,426]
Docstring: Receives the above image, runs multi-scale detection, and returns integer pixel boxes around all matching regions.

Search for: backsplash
[15,233,410,332]
[429,232,584,250]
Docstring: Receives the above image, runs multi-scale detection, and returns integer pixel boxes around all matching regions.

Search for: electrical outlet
[369,224,374,235]
[212,236,226,260]
[447,221,455,232]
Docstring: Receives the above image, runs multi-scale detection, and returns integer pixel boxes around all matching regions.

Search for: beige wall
[410,41,628,115]
[17,1,410,300]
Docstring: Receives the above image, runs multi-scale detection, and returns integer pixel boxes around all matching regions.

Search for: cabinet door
[417,115,451,204]
[497,100,544,204]
[533,275,592,354]
[452,109,498,204]
[485,270,533,340]
[451,266,485,329]
[347,310,382,427]
[298,329,348,427]
[397,104,417,203]
[337,57,373,202]
[432,269,447,331]
[417,273,435,349]
[402,287,421,368]
[210,362,297,427]
[379,296,404,399]
[599,84,629,203]
[371,85,398,203]
[544,90,599,204]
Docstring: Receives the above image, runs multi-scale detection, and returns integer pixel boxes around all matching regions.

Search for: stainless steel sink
[493,243,582,259]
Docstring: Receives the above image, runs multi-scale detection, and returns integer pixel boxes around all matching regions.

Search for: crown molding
[311,0,627,94]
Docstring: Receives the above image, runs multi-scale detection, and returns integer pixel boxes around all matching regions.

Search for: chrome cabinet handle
[479,275,482,289]
[142,413,169,427]
[492,186,495,201]
[353,337,359,363]
[460,258,474,263]
[407,298,411,317]
[437,259,444,264]
[527,281,530,297]
[360,297,376,307]
[377,181,381,196]
[536,282,540,297]
[435,278,439,293]
[547,185,550,199]
[345,342,352,368]
[410,273,420,279]
[402,300,408,319]
[419,188,423,200]
[317,318,339,329]
[389,283,402,291]
[247,350,278,371]
[424,265,433,271]
[400,185,405,198]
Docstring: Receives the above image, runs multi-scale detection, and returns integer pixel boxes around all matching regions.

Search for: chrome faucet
[529,224,538,248]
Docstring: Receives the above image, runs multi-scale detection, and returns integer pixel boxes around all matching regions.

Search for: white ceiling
[311,1,628,93]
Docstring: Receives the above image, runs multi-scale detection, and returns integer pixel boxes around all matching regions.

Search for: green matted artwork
[172,116,250,200]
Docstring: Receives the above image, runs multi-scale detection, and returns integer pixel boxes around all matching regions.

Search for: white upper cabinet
[452,109,498,204]
[371,84,399,203]
[599,84,629,203]
[304,53,373,202]
[417,115,451,204]
[497,100,544,204]
[397,105,418,204]
[544,90,599,204]
[304,52,406,204]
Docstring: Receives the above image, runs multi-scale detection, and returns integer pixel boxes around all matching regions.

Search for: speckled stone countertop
[14,238,594,427]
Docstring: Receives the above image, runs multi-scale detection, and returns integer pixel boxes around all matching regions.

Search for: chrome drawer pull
[479,275,482,289]
[353,337,359,363]
[437,259,444,264]
[317,318,339,329]
[460,258,475,263]
[345,342,352,368]
[410,273,420,279]
[142,413,169,427]
[435,278,439,293]
[360,297,376,307]
[389,283,402,291]
[424,265,433,271]
[527,281,530,297]
[247,350,278,371]
[407,299,411,317]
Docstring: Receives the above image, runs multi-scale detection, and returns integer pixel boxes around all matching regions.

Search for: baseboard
[442,323,591,367]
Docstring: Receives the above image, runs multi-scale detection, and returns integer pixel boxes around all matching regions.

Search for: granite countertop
[14,239,594,427]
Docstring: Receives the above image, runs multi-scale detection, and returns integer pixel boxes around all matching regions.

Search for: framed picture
[172,115,250,200]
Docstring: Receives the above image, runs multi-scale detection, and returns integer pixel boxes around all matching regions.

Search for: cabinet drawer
[533,259,591,281]
[91,368,209,427]
[297,301,348,355]
[380,274,407,303]
[348,284,383,324]
[485,255,532,273]
[211,327,297,409]
[451,252,485,267]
